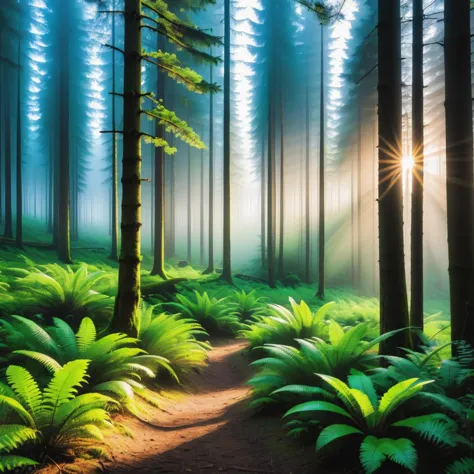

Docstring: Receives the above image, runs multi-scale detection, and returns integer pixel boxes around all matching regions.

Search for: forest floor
[103,339,330,474]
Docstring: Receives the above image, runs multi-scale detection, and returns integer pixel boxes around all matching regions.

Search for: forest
[0,0,473,473]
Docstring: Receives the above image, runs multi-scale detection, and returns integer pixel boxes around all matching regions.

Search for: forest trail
[105,339,319,474]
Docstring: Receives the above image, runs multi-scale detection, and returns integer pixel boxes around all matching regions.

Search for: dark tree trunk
[200,144,204,266]
[187,144,192,263]
[377,0,410,354]
[4,65,12,240]
[57,0,72,263]
[203,61,214,274]
[444,0,474,347]
[278,87,285,279]
[260,126,266,269]
[316,24,325,300]
[151,33,167,279]
[110,0,119,261]
[305,77,310,284]
[410,0,424,337]
[221,0,232,283]
[15,40,22,249]
[110,0,142,338]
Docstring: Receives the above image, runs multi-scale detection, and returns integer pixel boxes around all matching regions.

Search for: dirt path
[105,339,319,474]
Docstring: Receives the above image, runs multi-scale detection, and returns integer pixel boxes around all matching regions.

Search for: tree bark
[151,32,167,279]
[410,0,424,337]
[110,0,142,337]
[57,0,72,263]
[15,40,22,249]
[3,65,11,240]
[316,24,325,299]
[221,0,232,283]
[305,77,310,284]
[377,0,410,354]
[278,87,285,279]
[444,0,474,348]
[203,63,214,274]
[110,0,119,261]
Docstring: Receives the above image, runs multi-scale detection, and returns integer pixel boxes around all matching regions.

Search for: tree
[15,38,22,249]
[109,0,220,336]
[316,23,325,299]
[410,0,424,337]
[203,58,215,275]
[377,0,410,354]
[221,0,232,283]
[57,0,72,263]
[444,0,474,348]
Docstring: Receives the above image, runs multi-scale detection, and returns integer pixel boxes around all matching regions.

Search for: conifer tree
[108,0,220,336]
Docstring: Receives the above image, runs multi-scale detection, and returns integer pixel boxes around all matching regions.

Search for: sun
[402,155,415,172]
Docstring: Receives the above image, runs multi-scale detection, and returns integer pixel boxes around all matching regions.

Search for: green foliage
[284,373,466,473]
[138,304,210,376]
[0,360,115,462]
[229,289,267,322]
[166,291,240,335]
[0,316,173,411]
[446,458,474,474]
[248,322,405,410]
[240,298,334,348]
[0,425,38,472]
[11,264,114,328]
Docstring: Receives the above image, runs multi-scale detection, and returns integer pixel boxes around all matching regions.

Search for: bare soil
[103,339,323,474]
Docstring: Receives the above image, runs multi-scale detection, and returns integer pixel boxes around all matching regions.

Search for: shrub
[12,264,114,328]
[240,298,334,348]
[138,304,210,376]
[284,373,467,474]
[229,289,267,321]
[166,291,239,335]
[0,315,173,411]
[0,360,115,463]
[0,424,37,472]
[248,322,405,410]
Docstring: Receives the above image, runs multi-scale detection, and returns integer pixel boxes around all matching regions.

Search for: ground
[104,339,336,474]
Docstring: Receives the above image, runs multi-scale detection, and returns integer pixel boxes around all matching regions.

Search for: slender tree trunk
[278,87,285,279]
[169,136,176,258]
[377,0,410,354]
[4,65,12,240]
[200,143,204,266]
[357,96,362,292]
[15,40,22,249]
[187,143,192,263]
[260,126,266,269]
[203,61,214,274]
[410,0,424,337]
[57,0,72,263]
[110,0,142,337]
[316,24,325,299]
[151,33,167,279]
[305,77,310,284]
[444,0,474,347]
[221,0,232,283]
[110,0,119,261]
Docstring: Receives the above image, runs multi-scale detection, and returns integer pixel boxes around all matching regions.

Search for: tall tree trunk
[221,0,232,283]
[57,0,72,263]
[151,33,167,279]
[305,77,310,284]
[278,87,285,279]
[110,0,142,337]
[200,144,204,266]
[187,143,192,263]
[316,24,325,299]
[260,127,266,269]
[15,40,22,249]
[410,0,424,336]
[444,0,474,347]
[110,0,119,261]
[357,96,362,292]
[203,61,214,274]
[168,135,176,258]
[377,0,410,354]
[4,66,12,240]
